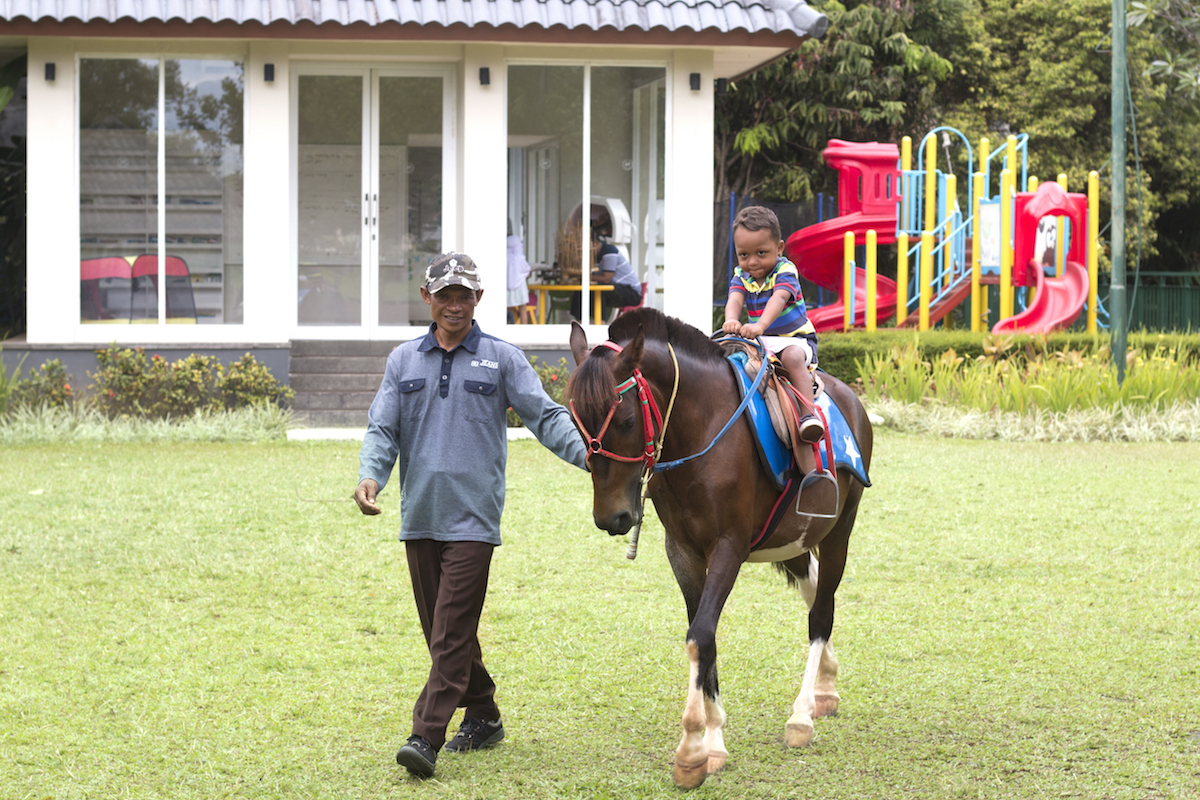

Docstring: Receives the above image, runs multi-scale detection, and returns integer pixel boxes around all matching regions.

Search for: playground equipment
[784,130,1103,334]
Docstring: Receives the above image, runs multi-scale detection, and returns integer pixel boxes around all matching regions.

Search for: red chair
[80,257,133,322]
[131,255,197,322]
[610,281,647,323]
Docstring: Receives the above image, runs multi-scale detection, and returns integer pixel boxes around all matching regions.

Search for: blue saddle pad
[727,353,871,490]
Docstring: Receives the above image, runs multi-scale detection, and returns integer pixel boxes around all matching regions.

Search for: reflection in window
[79,58,244,324]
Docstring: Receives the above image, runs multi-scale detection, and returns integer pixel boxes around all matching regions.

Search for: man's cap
[425,253,482,294]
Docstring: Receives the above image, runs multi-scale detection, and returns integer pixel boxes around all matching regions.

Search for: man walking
[354,253,587,778]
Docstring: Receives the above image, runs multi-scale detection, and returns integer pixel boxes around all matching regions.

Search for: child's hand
[740,322,765,339]
[722,319,742,334]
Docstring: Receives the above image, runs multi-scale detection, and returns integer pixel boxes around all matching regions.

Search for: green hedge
[816,329,1200,382]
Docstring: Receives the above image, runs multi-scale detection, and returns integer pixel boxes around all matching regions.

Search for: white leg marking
[785,638,825,747]
[814,640,840,718]
[673,641,709,788]
[703,693,728,774]
[797,554,818,610]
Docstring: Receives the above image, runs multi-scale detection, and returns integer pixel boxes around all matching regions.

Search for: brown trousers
[405,539,500,750]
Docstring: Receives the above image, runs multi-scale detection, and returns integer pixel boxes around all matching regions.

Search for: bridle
[569,335,770,560]
[569,340,678,478]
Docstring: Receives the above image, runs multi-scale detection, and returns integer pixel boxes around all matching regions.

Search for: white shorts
[761,335,817,368]
[506,285,529,307]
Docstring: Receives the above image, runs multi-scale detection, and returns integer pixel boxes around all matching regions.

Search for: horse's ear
[617,325,646,373]
[569,321,589,367]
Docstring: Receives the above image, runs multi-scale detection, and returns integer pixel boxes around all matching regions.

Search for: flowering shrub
[88,346,291,419]
[508,356,571,427]
[221,354,295,410]
[8,358,74,410]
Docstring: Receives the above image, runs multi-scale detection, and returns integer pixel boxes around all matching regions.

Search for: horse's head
[567,320,651,536]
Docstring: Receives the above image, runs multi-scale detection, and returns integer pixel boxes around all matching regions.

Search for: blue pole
[728,191,736,287]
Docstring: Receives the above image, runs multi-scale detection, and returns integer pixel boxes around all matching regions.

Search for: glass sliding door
[295,67,451,333]
[296,74,365,326]
[375,76,444,327]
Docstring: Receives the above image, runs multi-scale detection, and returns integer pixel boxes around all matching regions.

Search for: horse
[565,307,873,789]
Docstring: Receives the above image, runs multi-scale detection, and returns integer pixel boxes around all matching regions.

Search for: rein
[570,337,768,559]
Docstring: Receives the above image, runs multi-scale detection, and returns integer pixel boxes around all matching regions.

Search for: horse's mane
[608,307,726,364]
[566,307,725,424]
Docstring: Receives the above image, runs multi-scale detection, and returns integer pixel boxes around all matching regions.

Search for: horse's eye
[616,414,638,434]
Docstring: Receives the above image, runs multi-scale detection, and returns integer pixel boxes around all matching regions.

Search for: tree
[715,0,951,203]
[1129,0,1200,100]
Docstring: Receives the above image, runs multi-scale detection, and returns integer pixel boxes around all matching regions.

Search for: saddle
[719,340,827,476]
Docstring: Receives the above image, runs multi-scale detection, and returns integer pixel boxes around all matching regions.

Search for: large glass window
[507,64,665,326]
[79,58,245,324]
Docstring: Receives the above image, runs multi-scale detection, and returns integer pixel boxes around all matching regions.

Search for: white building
[1,0,825,421]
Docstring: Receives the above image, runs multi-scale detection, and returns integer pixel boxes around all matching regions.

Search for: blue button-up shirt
[359,322,587,545]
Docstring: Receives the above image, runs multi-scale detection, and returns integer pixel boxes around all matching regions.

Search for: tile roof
[0,0,828,38]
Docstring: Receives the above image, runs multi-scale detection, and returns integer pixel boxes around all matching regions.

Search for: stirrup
[794,468,839,519]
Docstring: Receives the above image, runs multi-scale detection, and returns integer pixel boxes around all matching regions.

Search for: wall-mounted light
[45,63,56,82]
[479,67,491,86]
[715,78,728,96]
[689,72,701,91]
[264,63,275,83]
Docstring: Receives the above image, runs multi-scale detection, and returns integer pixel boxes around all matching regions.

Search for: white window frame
[72,49,251,342]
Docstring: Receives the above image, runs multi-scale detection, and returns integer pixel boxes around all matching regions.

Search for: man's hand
[354,479,382,515]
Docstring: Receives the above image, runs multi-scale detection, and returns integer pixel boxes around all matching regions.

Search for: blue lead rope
[652,341,770,473]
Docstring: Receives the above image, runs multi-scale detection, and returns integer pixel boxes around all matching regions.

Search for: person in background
[354,252,588,779]
[506,223,534,324]
[571,225,642,322]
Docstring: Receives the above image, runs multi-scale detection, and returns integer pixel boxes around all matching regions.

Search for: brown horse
[566,307,873,789]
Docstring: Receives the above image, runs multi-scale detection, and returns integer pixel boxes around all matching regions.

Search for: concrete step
[291,391,378,411]
[293,409,370,428]
[290,373,384,392]
[289,355,388,374]
[290,340,399,358]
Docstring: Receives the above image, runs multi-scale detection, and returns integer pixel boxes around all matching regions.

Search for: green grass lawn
[2,432,1199,799]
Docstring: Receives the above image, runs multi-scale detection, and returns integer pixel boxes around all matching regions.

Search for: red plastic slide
[992,260,1088,334]
[783,140,903,331]
[786,215,899,331]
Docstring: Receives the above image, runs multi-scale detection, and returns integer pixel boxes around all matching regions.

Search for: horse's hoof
[706,749,728,775]
[673,757,709,789]
[785,720,814,748]
[814,693,840,718]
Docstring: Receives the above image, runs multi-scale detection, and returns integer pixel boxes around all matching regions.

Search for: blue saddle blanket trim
[727,353,871,489]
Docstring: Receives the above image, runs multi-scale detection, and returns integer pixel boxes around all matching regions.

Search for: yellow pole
[920,231,933,331]
[1088,171,1099,334]
[1006,135,1017,183]
[901,136,912,171]
[971,171,983,332]
[944,173,957,289]
[924,135,938,235]
[866,229,877,332]
[843,231,855,331]
[896,232,909,326]
[1056,173,1068,277]
[999,168,1014,319]
[900,136,912,232]
[1027,176,1038,192]
[942,173,956,329]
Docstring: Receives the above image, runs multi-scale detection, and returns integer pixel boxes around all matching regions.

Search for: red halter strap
[569,340,664,471]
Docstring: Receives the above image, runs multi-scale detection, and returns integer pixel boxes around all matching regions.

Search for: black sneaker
[396,735,437,777]
[798,414,825,444]
[444,717,505,752]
